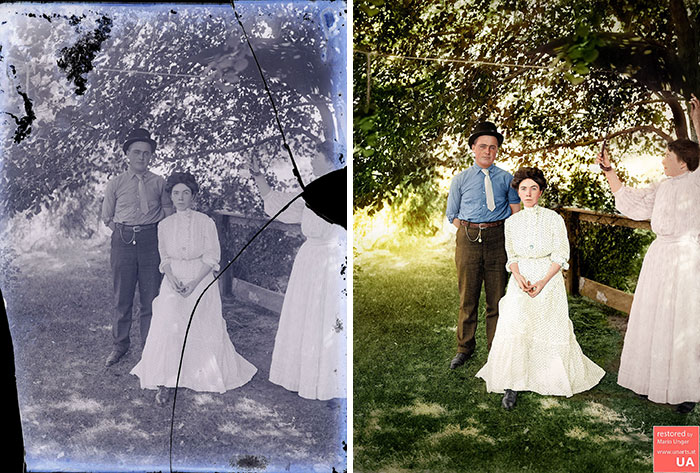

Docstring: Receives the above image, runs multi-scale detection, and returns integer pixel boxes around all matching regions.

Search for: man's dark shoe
[449,352,472,369]
[501,389,518,410]
[675,402,696,414]
[105,350,126,367]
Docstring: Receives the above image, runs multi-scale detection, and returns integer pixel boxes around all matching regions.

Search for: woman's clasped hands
[513,272,546,298]
[166,273,196,298]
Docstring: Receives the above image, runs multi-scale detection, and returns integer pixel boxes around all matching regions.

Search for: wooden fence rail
[558,207,651,314]
[213,210,302,313]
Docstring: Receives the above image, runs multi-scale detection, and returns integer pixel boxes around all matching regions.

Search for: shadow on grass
[354,239,696,473]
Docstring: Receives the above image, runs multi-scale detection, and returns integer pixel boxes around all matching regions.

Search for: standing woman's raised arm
[691,94,700,143]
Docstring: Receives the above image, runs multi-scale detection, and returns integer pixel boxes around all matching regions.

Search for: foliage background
[0,1,347,285]
[0,2,348,471]
[353,0,699,291]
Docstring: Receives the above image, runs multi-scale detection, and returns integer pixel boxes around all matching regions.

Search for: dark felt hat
[468,121,504,147]
[122,127,157,153]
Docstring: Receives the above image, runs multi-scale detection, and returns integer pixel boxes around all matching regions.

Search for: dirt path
[5,247,346,472]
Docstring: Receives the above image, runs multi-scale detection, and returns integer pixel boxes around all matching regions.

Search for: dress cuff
[158,259,171,274]
[550,255,570,270]
[201,257,220,272]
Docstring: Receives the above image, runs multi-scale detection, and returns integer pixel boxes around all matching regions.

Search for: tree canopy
[354,0,700,228]
[0,2,347,231]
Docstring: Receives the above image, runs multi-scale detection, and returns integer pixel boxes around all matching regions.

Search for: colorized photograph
[0,2,347,472]
[353,1,700,472]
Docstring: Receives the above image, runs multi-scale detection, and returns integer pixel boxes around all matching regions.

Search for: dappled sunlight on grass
[355,239,672,472]
[582,400,625,423]
[399,401,446,417]
[79,418,150,442]
[54,395,103,414]
[427,422,497,446]
[539,397,562,410]
[192,393,225,407]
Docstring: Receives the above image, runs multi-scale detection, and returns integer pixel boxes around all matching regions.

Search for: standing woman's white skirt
[263,191,347,400]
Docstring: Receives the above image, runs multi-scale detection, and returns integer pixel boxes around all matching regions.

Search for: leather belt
[115,222,157,232]
[459,219,504,229]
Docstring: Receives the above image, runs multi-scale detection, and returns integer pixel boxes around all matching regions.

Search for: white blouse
[157,209,221,273]
[504,205,570,272]
[613,170,700,239]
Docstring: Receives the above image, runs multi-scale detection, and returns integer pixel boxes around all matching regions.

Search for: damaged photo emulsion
[0,2,347,472]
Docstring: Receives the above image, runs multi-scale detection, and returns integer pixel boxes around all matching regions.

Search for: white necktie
[482,168,496,211]
[136,175,149,215]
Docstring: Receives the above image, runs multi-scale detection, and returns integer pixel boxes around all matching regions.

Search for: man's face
[471,135,499,169]
[126,141,153,174]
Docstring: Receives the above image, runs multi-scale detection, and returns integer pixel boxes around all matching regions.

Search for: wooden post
[214,213,233,298]
[562,209,581,296]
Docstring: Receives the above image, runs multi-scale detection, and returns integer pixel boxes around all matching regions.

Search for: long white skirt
[131,259,257,393]
[268,238,346,400]
[617,235,700,404]
[476,257,605,397]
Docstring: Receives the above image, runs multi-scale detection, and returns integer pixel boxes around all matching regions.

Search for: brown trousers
[454,224,508,355]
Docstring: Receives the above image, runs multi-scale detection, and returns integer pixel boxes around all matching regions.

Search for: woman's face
[517,178,542,208]
[171,183,194,212]
[662,149,687,177]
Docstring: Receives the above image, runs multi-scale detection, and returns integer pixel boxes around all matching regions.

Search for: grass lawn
[353,238,696,473]
[4,244,345,472]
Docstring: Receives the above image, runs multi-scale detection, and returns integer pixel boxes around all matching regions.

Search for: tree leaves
[0,4,346,226]
[353,0,700,231]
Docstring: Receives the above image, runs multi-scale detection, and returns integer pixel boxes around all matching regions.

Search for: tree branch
[509,125,673,157]
[659,90,688,139]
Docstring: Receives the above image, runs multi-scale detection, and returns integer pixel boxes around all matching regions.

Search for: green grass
[353,239,697,473]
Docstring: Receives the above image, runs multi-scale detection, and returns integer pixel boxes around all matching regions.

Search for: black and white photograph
[0,2,348,472]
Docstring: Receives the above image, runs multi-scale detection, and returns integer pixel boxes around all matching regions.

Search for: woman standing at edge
[596,94,700,414]
[250,143,347,401]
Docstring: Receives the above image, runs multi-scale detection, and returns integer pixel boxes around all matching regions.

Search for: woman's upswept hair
[511,167,547,192]
[165,171,199,195]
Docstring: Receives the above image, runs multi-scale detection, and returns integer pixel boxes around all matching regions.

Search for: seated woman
[596,95,700,413]
[131,172,257,405]
[476,167,605,409]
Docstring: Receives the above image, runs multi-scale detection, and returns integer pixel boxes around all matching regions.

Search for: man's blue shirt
[446,163,520,223]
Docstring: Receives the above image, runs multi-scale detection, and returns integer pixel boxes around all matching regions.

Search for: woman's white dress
[614,170,700,404]
[476,206,605,396]
[262,191,347,400]
[131,210,257,393]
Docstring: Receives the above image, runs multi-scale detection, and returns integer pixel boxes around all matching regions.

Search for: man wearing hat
[446,121,520,369]
[101,128,173,367]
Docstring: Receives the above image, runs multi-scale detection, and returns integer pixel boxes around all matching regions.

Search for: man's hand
[452,218,461,229]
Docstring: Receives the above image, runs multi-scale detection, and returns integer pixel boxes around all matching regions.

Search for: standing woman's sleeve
[261,190,305,225]
[613,183,659,221]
